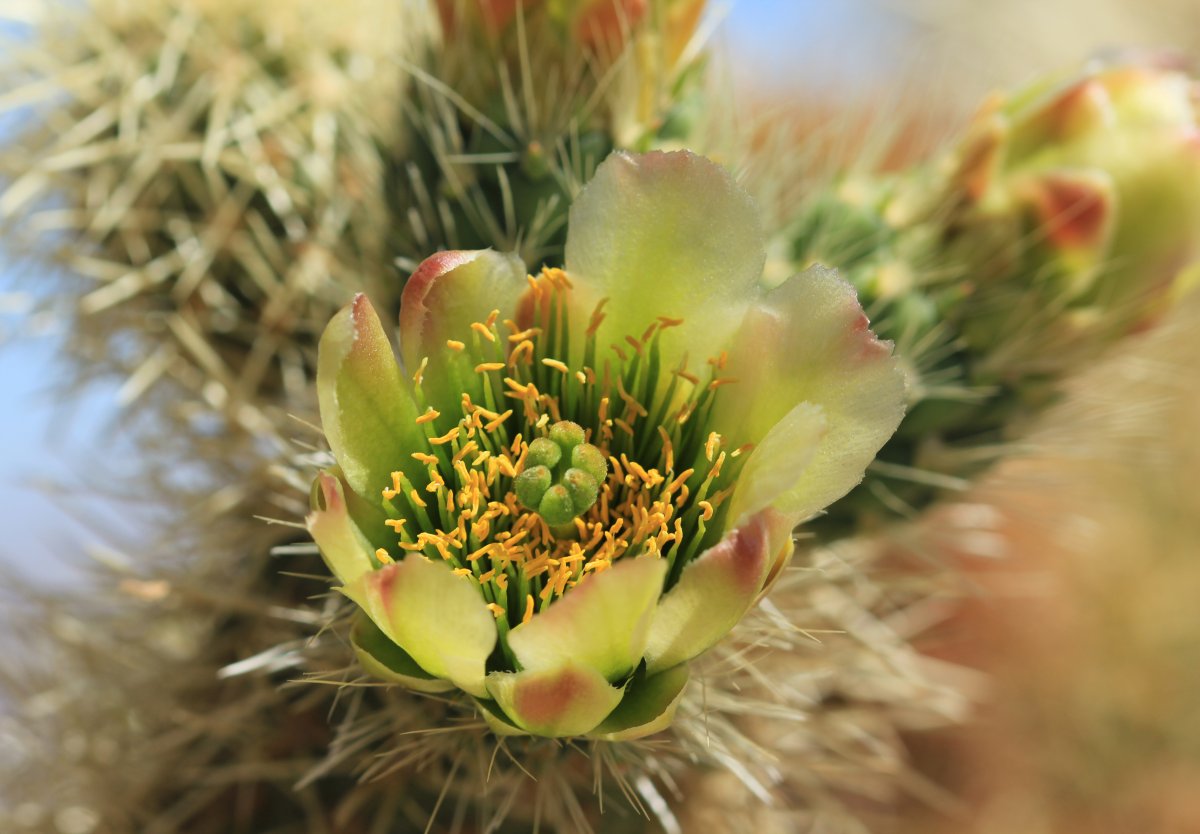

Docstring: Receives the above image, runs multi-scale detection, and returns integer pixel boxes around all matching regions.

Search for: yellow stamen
[374,548,394,565]
[509,339,535,366]
[452,441,478,465]
[415,408,441,425]
[382,470,405,500]
[507,327,541,343]
[446,339,466,351]
[484,410,513,431]
[429,427,460,445]
[705,431,721,461]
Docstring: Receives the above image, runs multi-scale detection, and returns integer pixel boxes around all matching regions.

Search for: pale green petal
[564,150,766,373]
[507,556,666,681]
[320,464,395,551]
[350,616,454,693]
[342,556,497,698]
[589,663,690,741]
[644,510,791,674]
[476,699,528,737]
[716,265,906,526]
[486,662,623,738]
[306,471,379,586]
[725,403,827,525]
[317,294,427,501]
[398,249,527,413]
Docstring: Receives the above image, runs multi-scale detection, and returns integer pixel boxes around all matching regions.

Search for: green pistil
[514,419,609,524]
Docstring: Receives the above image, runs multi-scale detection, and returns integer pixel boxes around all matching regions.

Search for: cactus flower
[307,150,905,739]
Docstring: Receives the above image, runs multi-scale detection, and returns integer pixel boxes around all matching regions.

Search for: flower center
[375,268,751,644]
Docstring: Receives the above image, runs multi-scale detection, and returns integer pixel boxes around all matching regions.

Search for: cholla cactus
[0,0,429,429]
[921,60,1200,373]
[20,4,1189,832]
[0,0,710,432]
[406,0,709,266]
[794,59,1200,532]
[308,150,905,738]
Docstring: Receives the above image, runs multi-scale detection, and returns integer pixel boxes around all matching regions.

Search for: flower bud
[946,62,1200,325]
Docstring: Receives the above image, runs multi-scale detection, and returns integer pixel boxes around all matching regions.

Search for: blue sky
[0,2,908,585]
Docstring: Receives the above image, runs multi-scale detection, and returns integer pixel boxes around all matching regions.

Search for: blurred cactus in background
[0,0,708,432]
[0,0,429,429]
[793,59,1200,534]
[2,1,1200,833]
[408,0,709,267]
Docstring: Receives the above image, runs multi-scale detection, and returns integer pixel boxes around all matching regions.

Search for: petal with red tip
[306,470,380,586]
[715,265,906,527]
[506,556,666,681]
[1017,169,1114,254]
[564,150,766,374]
[317,294,427,500]
[342,556,497,698]
[399,249,527,412]
[486,663,623,737]
[350,616,454,693]
[643,510,788,674]
[589,663,690,741]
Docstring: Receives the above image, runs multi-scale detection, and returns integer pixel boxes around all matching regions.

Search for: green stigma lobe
[516,420,607,522]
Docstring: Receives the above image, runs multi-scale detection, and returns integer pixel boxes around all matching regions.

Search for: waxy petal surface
[351,617,455,693]
[507,556,667,681]
[307,471,379,586]
[317,295,427,500]
[399,249,527,413]
[717,266,906,526]
[342,557,497,698]
[564,150,766,373]
[643,510,785,674]
[589,663,690,741]
[486,662,623,737]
